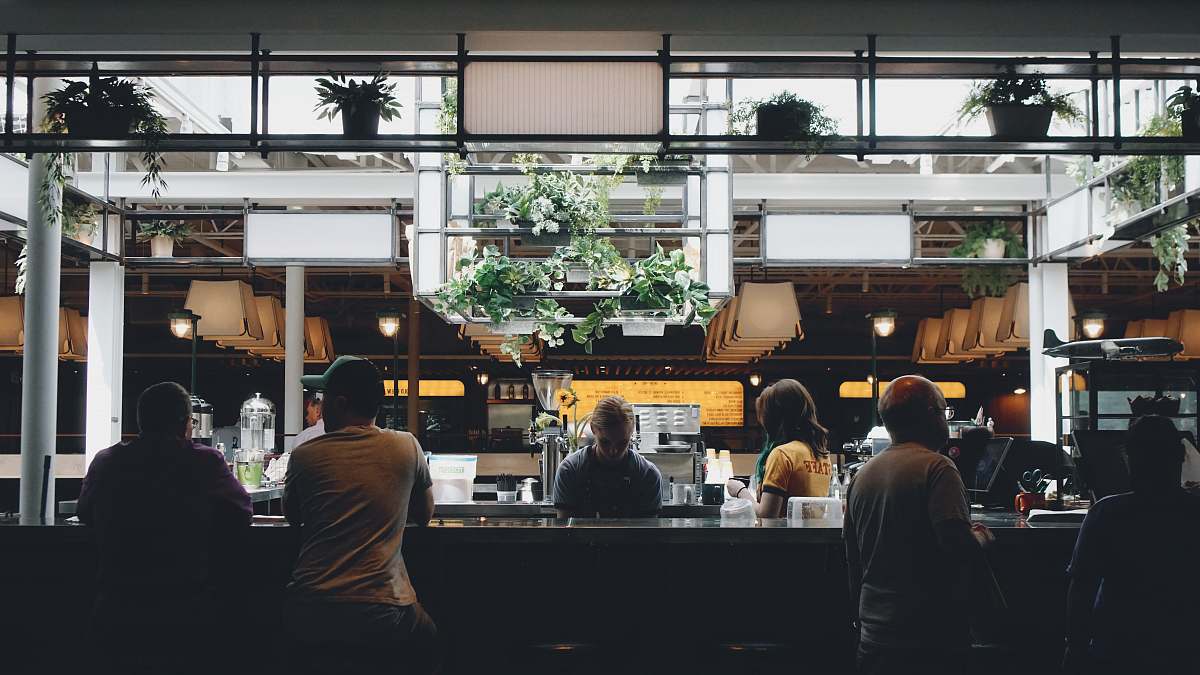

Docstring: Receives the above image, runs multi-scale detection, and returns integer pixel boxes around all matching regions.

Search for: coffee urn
[239,393,276,453]
[191,396,214,445]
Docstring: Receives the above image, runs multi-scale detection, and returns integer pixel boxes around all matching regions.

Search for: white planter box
[621,320,667,337]
[150,235,175,258]
[488,321,537,335]
[981,238,1007,259]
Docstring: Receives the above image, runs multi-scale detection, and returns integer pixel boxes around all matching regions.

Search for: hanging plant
[949,220,1026,299]
[62,199,99,242]
[476,158,609,240]
[437,80,466,175]
[958,70,1085,137]
[1150,223,1191,292]
[728,91,838,154]
[1165,85,1200,139]
[314,72,402,138]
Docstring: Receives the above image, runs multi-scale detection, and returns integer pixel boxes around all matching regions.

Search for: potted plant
[958,71,1085,138]
[42,63,168,199]
[137,220,192,258]
[729,92,838,147]
[1150,222,1192,292]
[1166,85,1200,140]
[314,72,403,139]
[949,221,1026,298]
[1109,115,1185,217]
[635,154,693,186]
[62,200,99,246]
[476,161,609,247]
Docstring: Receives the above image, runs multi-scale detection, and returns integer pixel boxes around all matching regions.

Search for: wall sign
[571,380,744,427]
[383,380,466,397]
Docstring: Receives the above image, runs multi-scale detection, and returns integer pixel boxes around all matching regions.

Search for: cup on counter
[671,483,696,505]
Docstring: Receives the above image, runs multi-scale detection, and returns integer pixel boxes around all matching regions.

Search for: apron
[579,446,637,518]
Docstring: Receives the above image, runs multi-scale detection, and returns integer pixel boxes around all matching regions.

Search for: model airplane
[1042,329,1183,360]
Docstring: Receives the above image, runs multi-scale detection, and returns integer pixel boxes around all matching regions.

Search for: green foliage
[136,220,192,243]
[728,91,838,154]
[435,238,717,365]
[949,220,1026,299]
[1110,115,1184,211]
[1150,223,1191,292]
[62,200,99,238]
[437,79,466,175]
[314,72,402,122]
[958,71,1085,126]
[475,162,609,238]
[42,67,169,200]
[1166,85,1199,118]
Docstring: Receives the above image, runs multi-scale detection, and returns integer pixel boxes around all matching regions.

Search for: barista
[292,391,325,448]
[552,396,662,518]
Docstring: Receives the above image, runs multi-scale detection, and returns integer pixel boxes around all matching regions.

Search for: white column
[19,79,63,523]
[1186,156,1199,193]
[412,77,445,296]
[283,265,304,450]
[84,262,125,468]
[1028,262,1070,443]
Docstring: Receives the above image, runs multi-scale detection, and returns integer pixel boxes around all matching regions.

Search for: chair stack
[704,282,803,364]
[915,283,1075,363]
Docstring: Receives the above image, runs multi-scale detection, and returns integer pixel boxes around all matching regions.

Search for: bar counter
[0,510,1080,674]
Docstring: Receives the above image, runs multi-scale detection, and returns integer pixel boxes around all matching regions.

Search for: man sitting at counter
[553,395,663,518]
[78,381,252,675]
[282,356,439,674]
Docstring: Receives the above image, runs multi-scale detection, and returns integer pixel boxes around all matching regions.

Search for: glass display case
[1055,361,1200,447]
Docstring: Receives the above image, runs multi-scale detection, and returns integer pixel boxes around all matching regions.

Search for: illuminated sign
[382,380,466,397]
[838,380,966,399]
[570,380,744,427]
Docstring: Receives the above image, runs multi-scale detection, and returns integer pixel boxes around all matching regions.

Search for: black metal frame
[3,32,1200,157]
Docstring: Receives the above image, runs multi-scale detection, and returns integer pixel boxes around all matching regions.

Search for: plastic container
[720,498,756,526]
[496,491,517,503]
[787,497,843,526]
[429,454,478,503]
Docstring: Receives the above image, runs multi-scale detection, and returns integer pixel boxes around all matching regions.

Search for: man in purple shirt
[79,381,252,675]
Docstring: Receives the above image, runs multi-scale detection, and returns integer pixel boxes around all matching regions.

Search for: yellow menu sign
[570,380,744,427]
[382,380,466,397]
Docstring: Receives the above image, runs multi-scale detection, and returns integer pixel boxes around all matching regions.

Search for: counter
[0,512,1080,675]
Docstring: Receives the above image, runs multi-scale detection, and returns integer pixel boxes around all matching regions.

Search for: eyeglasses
[940,405,957,421]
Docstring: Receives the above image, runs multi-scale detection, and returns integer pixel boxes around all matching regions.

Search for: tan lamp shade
[1123,319,1144,338]
[217,296,284,350]
[305,317,335,364]
[0,296,24,351]
[935,308,975,360]
[733,283,804,339]
[964,297,1018,354]
[60,308,87,362]
[912,318,960,364]
[184,280,264,341]
[994,282,1030,348]
[1165,309,1200,359]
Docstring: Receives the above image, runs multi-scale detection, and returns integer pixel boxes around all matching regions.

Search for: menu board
[382,380,466,397]
[570,380,744,427]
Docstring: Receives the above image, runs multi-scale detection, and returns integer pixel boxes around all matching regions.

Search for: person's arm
[843,478,863,633]
[282,450,304,526]
[1063,507,1105,673]
[635,467,663,517]
[928,458,986,559]
[408,440,435,526]
[206,448,252,528]
[552,460,579,519]
[724,478,786,518]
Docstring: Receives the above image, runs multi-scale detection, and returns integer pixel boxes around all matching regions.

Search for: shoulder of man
[631,450,661,479]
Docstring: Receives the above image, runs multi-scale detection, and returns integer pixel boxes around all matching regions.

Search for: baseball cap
[301,355,381,393]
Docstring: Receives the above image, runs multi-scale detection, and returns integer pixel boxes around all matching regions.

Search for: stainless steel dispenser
[190,396,214,445]
[239,393,276,453]
[530,370,573,501]
[632,403,705,486]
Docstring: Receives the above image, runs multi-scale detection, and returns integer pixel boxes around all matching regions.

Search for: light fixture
[477,372,490,386]
[1013,387,1028,395]
[1079,310,1107,340]
[749,373,762,387]
[168,310,197,339]
[377,309,402,338]
[870,309,898,338]
[866,374,875,385]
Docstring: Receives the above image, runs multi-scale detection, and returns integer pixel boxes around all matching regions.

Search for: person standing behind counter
[553,395,663,518]
[725,378,832,517]
[283,356,439,674]
[291,390,326,447]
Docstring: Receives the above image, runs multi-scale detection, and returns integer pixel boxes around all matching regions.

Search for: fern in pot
[950,221,1026,299]
[959,70,1084,138]
[1166,85,1200,140]
[315,72,402,139]
[137,220,192,258]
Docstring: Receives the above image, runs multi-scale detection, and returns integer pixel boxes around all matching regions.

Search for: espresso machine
[190,396,214,445]
[632,403,704,486]
[530,370,573,501]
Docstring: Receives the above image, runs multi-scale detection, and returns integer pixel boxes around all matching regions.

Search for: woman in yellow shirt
[726,378,832,518]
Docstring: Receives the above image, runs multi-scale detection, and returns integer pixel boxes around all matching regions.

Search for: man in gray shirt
[844,375,993,675]
[283,356,438,673]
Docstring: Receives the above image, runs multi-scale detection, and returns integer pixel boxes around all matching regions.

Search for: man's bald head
[878,375,950,449]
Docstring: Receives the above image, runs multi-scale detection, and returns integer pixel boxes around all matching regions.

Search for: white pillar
[1028,262,1070,443]
[85,262,125,468]
[283,265,304,449]
[19,80,63,523]
[1186,156,1199,193]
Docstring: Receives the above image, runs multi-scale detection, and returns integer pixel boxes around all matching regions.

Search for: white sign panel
[245,212,393,263]
[1045,189,1090,256]
[464,61,662,135]
[763,214,911,264]
[0,156,29,225]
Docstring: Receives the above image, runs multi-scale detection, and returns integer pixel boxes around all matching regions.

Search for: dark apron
[580,447,637,518]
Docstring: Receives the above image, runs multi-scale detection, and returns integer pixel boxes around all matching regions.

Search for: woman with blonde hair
[726,378,832,518]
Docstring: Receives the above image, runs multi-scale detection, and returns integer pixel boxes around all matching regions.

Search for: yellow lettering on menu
[570,380,744,427]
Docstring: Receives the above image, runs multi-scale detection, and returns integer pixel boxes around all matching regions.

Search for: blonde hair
[590,395,635,435]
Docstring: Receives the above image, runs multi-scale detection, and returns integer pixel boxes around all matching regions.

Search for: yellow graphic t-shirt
[759,440,832,499]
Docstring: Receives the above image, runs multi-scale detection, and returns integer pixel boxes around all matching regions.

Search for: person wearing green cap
[282,356,440,673]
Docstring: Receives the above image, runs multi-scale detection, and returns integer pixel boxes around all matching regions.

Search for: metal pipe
[867,35,877,148]
[249,33,261,142]
[392,329,400,429]
[5,34,15,139]
[190,315,199,395]
[283,265,304,448]
[870,328,879,426]
[407,298,421,439]
[1111,36,1122,149]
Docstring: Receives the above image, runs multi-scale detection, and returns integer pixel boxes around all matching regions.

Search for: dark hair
[328,359,384,418]
[754,379,828,485]
[137,381,192,434]
[1127,415,1185,485]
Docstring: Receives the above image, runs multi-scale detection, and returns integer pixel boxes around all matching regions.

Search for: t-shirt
[1067,489,1200,661]
[844,442,972,649]
[78,436,252,593]
[292,418,326,448]
[760,440,832,499]
[553,446,662,518]
[283,425,432,606]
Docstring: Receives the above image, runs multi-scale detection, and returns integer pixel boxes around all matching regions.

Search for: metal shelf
[0,133,457,154]
[671,55,1200,80]
[664,135,1200,156]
